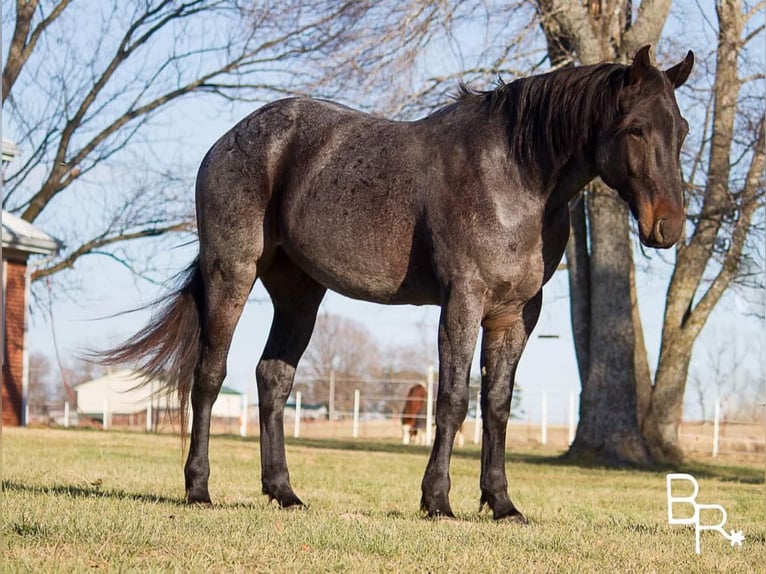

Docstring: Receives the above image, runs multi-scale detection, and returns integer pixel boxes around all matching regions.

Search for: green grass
[3,428,764,573]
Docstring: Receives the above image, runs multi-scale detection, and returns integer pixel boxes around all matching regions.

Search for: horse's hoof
[268,493,305,510]
[281,501,307,511]
[431,513,458,522]
[494,511,528,525]
[186,489,213,506]
[424,507,456,520]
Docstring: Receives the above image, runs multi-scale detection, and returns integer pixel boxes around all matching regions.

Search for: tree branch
[535,0,604,63]
[31,222,194,281]
[2,0,72,102]
[621,0,673,56]
[684,113,765,337]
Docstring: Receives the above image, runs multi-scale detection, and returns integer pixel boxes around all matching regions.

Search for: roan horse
[103,46,693,522]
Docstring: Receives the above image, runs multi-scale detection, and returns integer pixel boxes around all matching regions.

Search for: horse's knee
[190,366,227,409]
[256,360,294,402]
[437,389,468,427]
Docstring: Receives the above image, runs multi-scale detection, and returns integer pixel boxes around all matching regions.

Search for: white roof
[2,210,62,255]
[2,138,19,162]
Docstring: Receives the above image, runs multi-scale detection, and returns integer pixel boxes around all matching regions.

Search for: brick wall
[3,259,27,426]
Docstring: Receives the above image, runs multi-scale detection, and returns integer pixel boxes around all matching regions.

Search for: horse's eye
[628,125,643,137]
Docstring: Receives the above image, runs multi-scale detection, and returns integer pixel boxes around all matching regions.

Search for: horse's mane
[458,64,628,178]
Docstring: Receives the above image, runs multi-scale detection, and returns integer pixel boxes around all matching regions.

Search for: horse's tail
[98,258,203,435]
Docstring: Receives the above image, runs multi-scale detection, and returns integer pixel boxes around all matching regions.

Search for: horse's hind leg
[479,292,542,522]
[257,252,326,508]
[185,255,258,504]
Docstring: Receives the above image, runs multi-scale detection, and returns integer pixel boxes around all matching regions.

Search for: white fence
[678,398,765,459]
[280,373,763,458]
[28,372,763,459]
[288,384,581,447]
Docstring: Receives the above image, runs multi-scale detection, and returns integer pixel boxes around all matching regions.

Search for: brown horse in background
[402,383,464,447]
[401,384,427,444]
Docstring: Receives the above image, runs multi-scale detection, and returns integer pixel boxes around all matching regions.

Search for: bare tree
[27,351,53,415]
[297,313,381,411]
[376,339,433,416]
[361,2,552,119]
[641,0,765,461]
[27,351,104,418]
[536,0,764,463]
[687,330,765,424]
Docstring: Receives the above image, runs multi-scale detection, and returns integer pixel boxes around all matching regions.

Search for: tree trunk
[641,334,695,462]
[568,182,651,464]
[631,254,653,428]
[566,195,590,386]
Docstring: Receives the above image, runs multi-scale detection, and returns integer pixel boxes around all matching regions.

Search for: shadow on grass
[2,479,183,505]
[281,437,764,484]
[1,479,264,509]
[526,451,764,485]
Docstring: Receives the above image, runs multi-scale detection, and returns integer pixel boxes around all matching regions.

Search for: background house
[2,138,62,425]
[74,369,245,430]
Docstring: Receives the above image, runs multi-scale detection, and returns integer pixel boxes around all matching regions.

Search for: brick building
[2,139,62,426]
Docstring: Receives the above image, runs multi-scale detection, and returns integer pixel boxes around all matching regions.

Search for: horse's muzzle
[640,215,683,249]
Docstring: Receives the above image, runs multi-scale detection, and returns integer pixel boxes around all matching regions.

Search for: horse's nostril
[653,219,665,243]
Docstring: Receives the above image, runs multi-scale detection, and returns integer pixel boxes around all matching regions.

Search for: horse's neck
[544,153,598,215]
[519,65,619,210]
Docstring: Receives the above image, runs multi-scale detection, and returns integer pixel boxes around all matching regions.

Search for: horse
[401,383,464,447]
[401,384,427,444]
[101,45,693,522]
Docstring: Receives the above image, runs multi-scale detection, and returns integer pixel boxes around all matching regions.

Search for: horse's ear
[664,50,694,88]
[627,45,653,85]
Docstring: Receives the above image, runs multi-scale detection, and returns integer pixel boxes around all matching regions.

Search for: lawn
[3,428,764,573]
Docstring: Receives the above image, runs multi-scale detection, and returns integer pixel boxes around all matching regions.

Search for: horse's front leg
[420,282,483,518]
[478,293,542,522]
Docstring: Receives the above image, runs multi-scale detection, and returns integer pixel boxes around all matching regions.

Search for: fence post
[473,389,481,445]
[293,391,302,438]
[568,392,577,445]
[712,398,720,458]
[64,401,70,428]
[103,399,109,431]
[147,379,155,433]
[540,391,548,445]
[352,389,361,438]
[146,399,153,432]
[329,369,336,421]
[239,395,248,438]
[425,365,435,446]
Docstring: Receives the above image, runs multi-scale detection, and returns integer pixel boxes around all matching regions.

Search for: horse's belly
[275,110,440,303]
[280,218,440,306]
[287,247,440,305]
